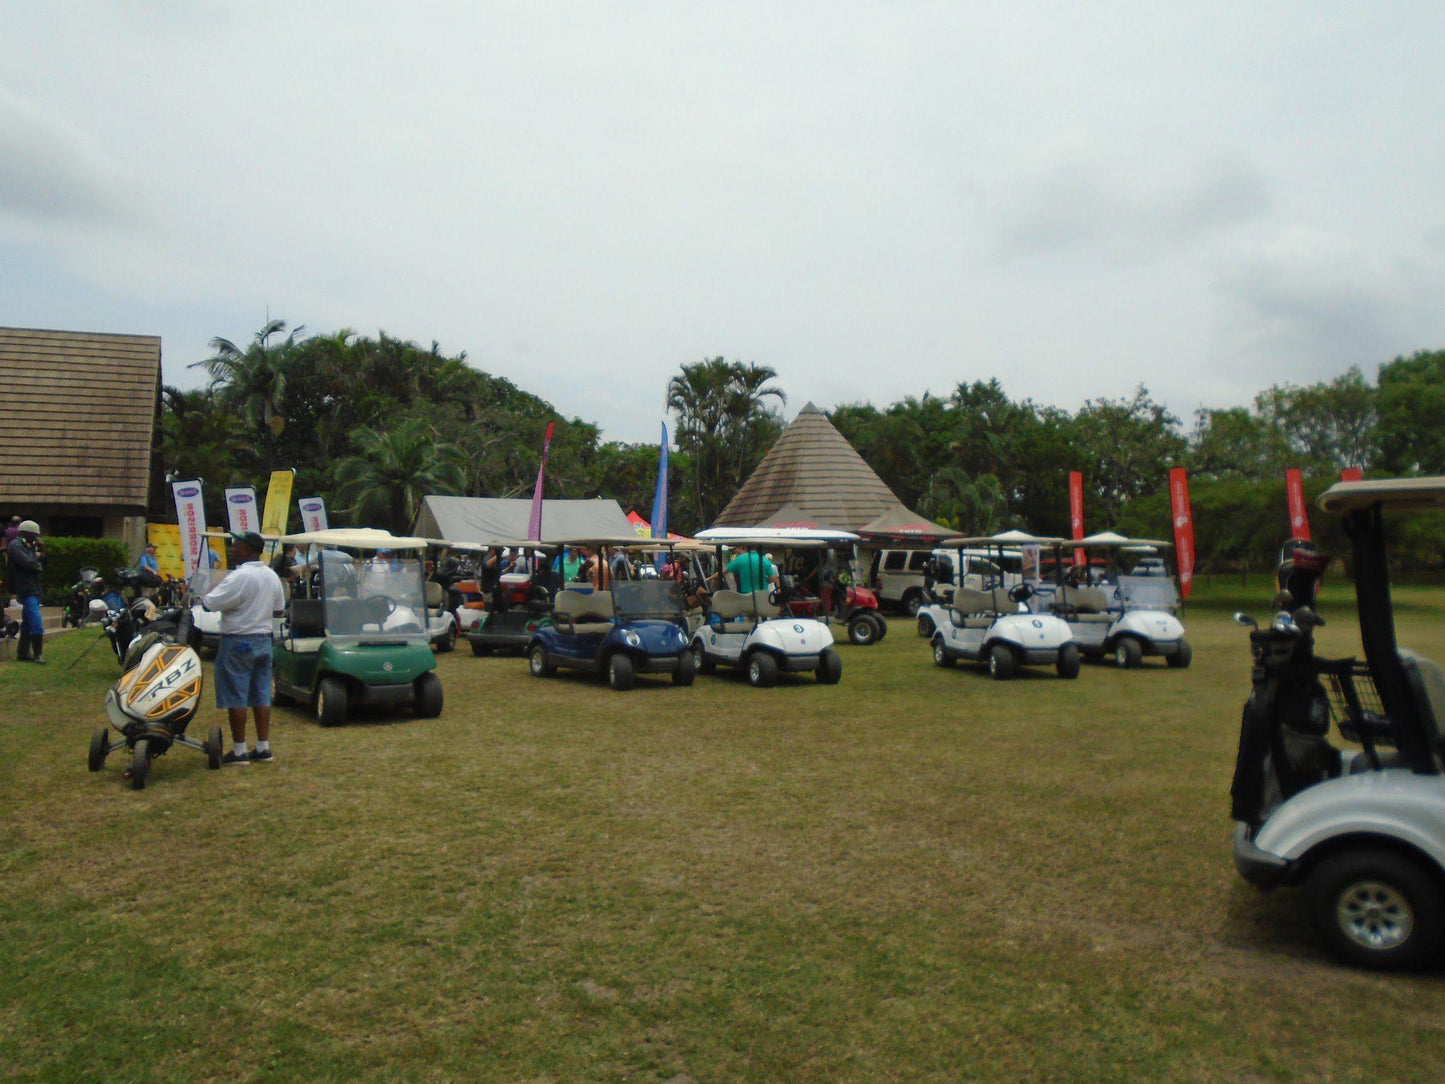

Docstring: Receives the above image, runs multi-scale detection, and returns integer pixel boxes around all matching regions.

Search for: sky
[3,2,1443,444]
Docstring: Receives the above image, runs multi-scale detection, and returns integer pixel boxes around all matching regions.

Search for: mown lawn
[2,581,1444,1083]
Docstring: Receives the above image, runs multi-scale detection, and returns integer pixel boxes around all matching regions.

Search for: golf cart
[689,532,844,687]
[919,531,1079,680]
[525,537,694,690]
[420,542,462,653]
[1039,533,1192,669]
[466,541,561,656]
[271,529,443,726]
[1231,477,1445,969]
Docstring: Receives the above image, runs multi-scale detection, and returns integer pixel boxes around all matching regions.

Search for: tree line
[162,322,1445,569]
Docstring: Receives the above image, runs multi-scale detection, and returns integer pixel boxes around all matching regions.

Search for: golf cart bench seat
[950,587,1007,618]
[1051,585,1113,622]
[553,589,615,634]
[710,589,779,630]
[1401,649,1445,757]
[287,598,326,637]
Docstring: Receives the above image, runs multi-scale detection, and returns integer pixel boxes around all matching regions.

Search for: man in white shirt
[202,531,286,765]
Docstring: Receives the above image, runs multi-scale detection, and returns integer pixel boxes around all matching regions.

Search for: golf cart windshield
[1116,575,1180,612]
[317,549,428,640]
[613,579,685,621]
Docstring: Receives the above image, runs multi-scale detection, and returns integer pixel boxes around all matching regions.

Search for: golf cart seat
[710,589,778,630]
[1051,585,1113,622]
[285,597,327,653]
[949,587,1002,628]
[553,589,615,635]
[1400,649,1445,760]
[424,581,445,607]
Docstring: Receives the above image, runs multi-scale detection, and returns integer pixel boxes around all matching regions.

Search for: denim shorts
[215,634,274,709]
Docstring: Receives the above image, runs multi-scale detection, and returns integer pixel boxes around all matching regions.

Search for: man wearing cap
[201,531,286,765]
[7,520,46,663]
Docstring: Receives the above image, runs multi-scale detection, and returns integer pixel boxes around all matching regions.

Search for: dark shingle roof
[712,402,902,530]
[0,327,160,508]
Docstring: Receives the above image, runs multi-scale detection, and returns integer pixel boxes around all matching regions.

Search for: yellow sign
[148,523,225,578]
[260,469,296,553]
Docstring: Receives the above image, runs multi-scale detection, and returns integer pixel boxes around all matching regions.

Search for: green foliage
[333,418,468,534]
[1376,350,1445,474]
[28,537,131,605]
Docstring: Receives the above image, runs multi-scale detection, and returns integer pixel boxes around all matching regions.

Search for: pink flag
[1169,468,1195,600]
[1285,468,1311,540]
[526,422,556,541]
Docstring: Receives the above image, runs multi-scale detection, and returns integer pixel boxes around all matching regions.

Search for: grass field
[3,582,1444,1082]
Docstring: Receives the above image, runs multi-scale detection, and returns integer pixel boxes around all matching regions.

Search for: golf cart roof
[553,535,678,550]
[695,527,860,545]
[696,533,832,550]
[1318,476,1445,513]
[279,528,429,550]
[1077,532,1172,549]
[945,530,1069,547]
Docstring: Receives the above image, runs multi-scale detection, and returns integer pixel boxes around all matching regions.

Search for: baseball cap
[228,530,265,552]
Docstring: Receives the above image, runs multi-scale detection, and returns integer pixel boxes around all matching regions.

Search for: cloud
[990,151,1272,262]
[0,84,142,227]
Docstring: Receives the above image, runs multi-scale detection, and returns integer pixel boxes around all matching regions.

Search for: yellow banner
[260,469,296,546]
[148,523,225,578]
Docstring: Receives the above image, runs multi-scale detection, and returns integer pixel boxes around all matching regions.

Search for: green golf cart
[272,528,443,726]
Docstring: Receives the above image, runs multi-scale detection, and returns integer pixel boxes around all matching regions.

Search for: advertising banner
[297,497,329,533]
[172,479,207,578]
[1068,470,1085,570]
[260,469,296,552]
[1285,468,1311,540]
[1168,467,1195,599]
[224,487,259,534]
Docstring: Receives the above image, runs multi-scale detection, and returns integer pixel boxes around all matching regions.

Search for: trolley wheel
[206,725,224,770]
[130,739,151,790]
[88,727,110,772]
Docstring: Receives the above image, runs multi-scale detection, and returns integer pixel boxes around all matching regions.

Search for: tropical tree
[332,418,467,533]
[190,318,307,473]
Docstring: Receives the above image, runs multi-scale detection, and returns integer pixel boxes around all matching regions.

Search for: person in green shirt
[719,544,778,594]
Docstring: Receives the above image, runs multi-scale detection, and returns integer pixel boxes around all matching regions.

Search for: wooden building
[0,327,161,551]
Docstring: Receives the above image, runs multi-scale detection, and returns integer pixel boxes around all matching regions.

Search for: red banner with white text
[1285,468,1311,540]
[1169,468,1194,599]
[1068,471,1085,569]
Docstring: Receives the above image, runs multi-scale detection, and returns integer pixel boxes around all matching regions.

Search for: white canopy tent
[411,496,633,545]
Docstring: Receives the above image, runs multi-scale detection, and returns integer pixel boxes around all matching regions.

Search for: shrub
[2,537,134,606]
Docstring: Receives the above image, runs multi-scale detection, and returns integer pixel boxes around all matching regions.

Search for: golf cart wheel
[1167,638,1193,669]
[470,640,493,657]
[130,739,151,790]
[816,648,843,685]
[1056,643,1081,679]
[1305,848,1445,970]
[867,611,888,641]
[847,613,878,647]
[673,648,696,686]
[987,644,1017,680]
[917,613,936,638]
[1115,638,1143,669]
[316,677,348,728]
[88,727,110,772]
[608,653,636,692]
[932,637,955,668]
[529,644,555,677]
[206,725,224,770]
[746,651,778,688]
[413,672,444,718]
[903,590,924,617]
[438,624,457,653]
[692,642,716,675]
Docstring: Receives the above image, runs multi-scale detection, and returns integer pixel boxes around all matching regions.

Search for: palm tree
[191,319,306,471]
[333,418,467,533]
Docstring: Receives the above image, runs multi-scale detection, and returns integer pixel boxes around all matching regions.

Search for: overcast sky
[4,2,1443,444]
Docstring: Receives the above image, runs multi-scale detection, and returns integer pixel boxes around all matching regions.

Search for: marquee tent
[412,496,632,544]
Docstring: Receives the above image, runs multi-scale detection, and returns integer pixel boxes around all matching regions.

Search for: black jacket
[6,537,43,596]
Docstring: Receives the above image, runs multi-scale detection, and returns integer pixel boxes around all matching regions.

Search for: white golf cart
[1231,477,1445,969]
[689,532,843,687]
[919,531,1079,680]
[1038,532,1191,669]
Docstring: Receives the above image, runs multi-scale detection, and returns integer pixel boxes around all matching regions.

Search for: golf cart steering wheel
[363,594,398,625]
[1008,582,1035,604]
[768,588,781,606]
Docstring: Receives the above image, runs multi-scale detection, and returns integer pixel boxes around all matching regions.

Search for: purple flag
[527,421,556,541]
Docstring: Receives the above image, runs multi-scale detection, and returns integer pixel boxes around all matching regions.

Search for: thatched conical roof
[712,402,902,531]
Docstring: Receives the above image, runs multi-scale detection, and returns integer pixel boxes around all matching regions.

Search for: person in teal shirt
[720,544,778,594]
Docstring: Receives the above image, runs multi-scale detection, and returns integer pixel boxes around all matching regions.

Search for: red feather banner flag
[1068,471,1085,569]
[1285,468,1311,541]
[1169,467,1195,600]
[526,421,557,542]
[1340,467,1363,482]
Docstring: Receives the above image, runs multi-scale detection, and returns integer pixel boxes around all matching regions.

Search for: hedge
[1,537,133,606]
